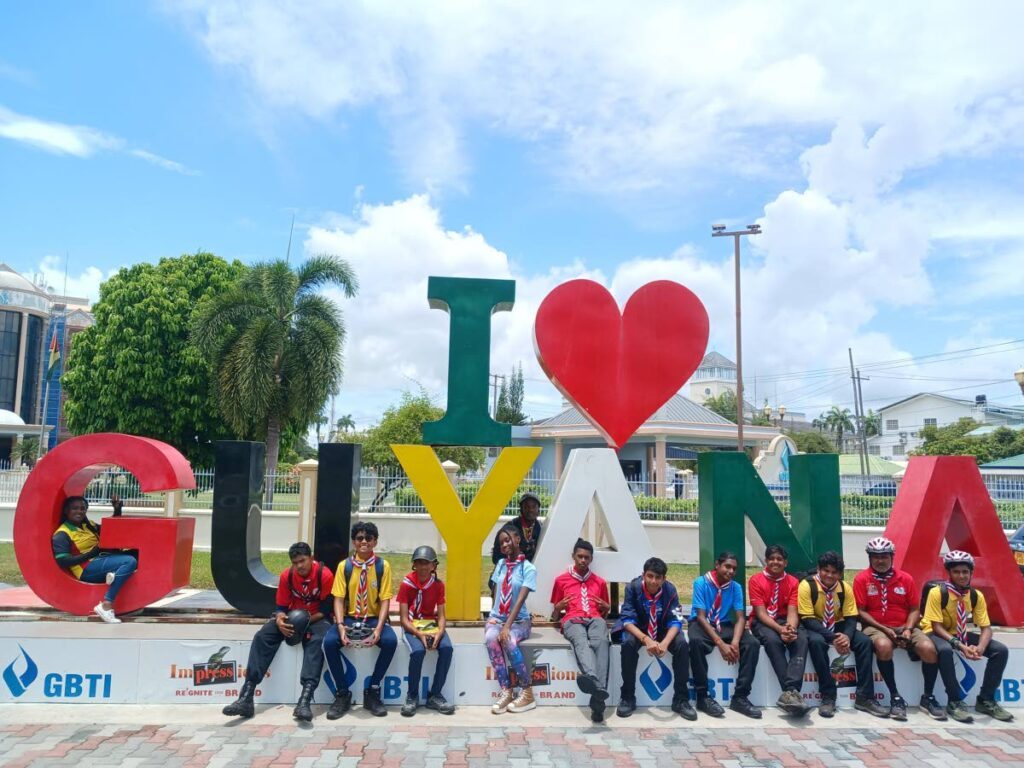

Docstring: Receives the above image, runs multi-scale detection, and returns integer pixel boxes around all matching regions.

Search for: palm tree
[336,413,355,434]
[191,256,358,487]
[864,409,881,437]
[823,406,855,451]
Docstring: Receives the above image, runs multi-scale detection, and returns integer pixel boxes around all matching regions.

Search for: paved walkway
[1,706,1022,767]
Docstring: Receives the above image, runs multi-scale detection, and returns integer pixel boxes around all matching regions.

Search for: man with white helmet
[921,550,1014,723]
[853,537,941,720]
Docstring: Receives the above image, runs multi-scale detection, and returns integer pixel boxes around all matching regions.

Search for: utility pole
[856,369,870,475]
[712,223,762,452]
[489,373,504,419]
[848,348,866,476]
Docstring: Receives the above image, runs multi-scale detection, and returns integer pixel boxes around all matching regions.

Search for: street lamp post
[712,223,762,452]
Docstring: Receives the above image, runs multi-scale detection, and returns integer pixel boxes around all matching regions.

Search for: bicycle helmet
[345,621,376,647]
[942,550,975,569]
[865,537,895,555]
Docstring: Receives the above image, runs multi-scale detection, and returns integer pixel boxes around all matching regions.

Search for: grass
[0,543,703,600]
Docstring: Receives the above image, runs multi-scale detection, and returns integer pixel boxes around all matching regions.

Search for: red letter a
[885,456,1024,626]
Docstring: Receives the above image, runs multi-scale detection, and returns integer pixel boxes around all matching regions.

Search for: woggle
[534,279,709,449]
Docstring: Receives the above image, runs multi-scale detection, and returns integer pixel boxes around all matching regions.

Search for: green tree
[787,430,837,454]
[191,256,357,477]
[10,437,39,467]
[913,418,1024,464]
[824,406,855,451]
[496,363,528,425]
[63,252,244,466]
[864,409,881,437]
[704,390,739,423]
[336,414,355,434]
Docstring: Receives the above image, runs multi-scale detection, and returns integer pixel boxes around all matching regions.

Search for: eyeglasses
[353,535,374,542]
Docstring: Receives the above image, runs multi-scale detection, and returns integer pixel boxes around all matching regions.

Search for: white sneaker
[105,572,115,585]
[94,603,121,624]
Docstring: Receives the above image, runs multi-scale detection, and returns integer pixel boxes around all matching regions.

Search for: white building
[868,392,1024,461]
[688,351,807,429]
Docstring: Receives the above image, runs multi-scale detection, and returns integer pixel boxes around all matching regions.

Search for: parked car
[1010,523,1024,575]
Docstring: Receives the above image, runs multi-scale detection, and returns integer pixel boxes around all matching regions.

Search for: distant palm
[336,414,355,433]
[191,256,358,485]
[824,406,855,451]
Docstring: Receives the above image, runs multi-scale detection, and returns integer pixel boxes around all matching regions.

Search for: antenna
[285,213,295,263]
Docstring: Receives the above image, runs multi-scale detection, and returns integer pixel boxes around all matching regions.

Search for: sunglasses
[353,535,375,543]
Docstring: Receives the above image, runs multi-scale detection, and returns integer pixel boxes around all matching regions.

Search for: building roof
[967,424,1024,437]
[878,391,1024,420]
[980,453,1024,469]
[534,393,734,429]
[699,351,736,370]
[0,409,25,426]
[0,264,44,295]
[837,454,904,476]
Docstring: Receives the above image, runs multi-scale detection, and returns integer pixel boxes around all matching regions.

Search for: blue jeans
[80,553,137,603]
[322,617,397,692]
[404,630,453,700]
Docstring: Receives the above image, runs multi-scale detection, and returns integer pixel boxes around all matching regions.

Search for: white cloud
[35,255,116,304]
[0,105,198,174]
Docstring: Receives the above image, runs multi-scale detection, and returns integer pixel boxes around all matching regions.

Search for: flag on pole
[46,327,60,379]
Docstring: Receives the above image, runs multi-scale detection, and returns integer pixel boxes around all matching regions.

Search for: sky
[2,2,1024,430]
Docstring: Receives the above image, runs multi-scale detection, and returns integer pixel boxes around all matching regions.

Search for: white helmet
[943,550,975,569]
[865,537,895,555]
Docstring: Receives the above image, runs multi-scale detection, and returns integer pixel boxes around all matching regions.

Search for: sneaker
[508,687,536,713]
[976,698,1014,722]
[401,693,418,717]
[947,700,974,723]
[854,696,890,718]
[889,696,908,721]
[920,695,947,721]
[616,696,636,718]
[105,572,116,585]
[93,603,120,624]
[729,695,762,719]
[492,688,515,715]
[425,694,455,715]
[697,696,725,718]
[326,690,352,720]
[576,673,599,696]
[363,686,387,717]
[672,693,697,721]
[777,690,810,717]
[819,698,836,718]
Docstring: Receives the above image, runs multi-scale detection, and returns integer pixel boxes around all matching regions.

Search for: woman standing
[486,524,537,714]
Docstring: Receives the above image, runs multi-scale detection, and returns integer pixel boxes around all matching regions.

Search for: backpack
[344,556,385,586]
[804,576,846,611]
[919,580,978,615]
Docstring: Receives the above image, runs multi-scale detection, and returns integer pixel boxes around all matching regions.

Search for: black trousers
[806,629,873,701]
[244,618,331,686]
[751,622,807,693]
[688,623,759,699]
[619,631,689,700]
[932,632,1009,703]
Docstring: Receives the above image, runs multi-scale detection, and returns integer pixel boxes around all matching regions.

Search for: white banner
[0,638,140,704]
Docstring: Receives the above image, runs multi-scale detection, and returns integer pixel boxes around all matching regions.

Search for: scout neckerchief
[402,571,436,620]
[642,583,662,640]
[498,554,525,618]
[945,582,969,643]
[871,567,894,618]
[705,570,727,631]
[351,555,377,618]
[569,566,591,615]
[762,569,785,619]
[815,574,839,631]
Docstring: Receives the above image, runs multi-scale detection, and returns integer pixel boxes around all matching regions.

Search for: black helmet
[519,492,541,509]
[412,545,438,563]
[284,609,311,646]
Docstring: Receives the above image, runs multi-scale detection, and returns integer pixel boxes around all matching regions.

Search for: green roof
[980,453,1024,469]
[837,454,904,476]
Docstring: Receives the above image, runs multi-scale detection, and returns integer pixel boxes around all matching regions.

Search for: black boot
[223,680,256,718]
[363,685,388,717]
[293,680,317,722]
[326,690,352,720]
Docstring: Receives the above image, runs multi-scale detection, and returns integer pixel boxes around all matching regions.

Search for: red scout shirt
[275,563,334,613]
[747,572,799,624]
[853,568,917,627]
[550,568,610,629]
[396,572,446,620]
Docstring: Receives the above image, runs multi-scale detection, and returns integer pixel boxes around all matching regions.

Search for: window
[924,418,937,428]
[868,445,881,455]
[891,444,905,456]
[885,419,899,431]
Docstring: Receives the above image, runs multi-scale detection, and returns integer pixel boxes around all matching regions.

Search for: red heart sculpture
[534,280,710,448]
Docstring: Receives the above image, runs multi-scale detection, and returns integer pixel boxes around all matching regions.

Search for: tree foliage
[496,363,528,425]
[703,390,739,423]
[63,252,244,466]
[823,406,855,449]
[915,418,1024,464]
[360,392,485,472]
[787,430,837,454]
[191,256,357,474]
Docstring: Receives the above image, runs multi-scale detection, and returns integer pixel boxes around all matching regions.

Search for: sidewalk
[1,705,1021,767]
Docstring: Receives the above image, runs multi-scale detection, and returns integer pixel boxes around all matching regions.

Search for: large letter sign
[698,452,842,583]
[528,448,654,615]
[392,445,540,620]
[885,456,1024,625]
[421,276,515,447]
[13,433,196,615]
[534,279,709,448]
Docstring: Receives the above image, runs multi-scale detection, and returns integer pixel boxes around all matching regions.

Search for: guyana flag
[46,327,60,379]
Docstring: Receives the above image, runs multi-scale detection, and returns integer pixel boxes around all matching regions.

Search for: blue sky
[2,3,1024,427]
